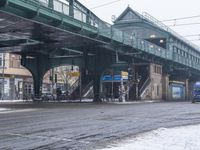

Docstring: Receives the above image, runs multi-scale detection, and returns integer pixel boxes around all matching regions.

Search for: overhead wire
[167,22,200,27]
[189,39,200,42]
[183,34,200,37]
[88,4,200,46]
[162,15,200,22]
[90,0,121,10]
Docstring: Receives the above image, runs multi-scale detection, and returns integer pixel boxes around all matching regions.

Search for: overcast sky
[78,0,200,46]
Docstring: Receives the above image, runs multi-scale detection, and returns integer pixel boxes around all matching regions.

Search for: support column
[92,49,113,102]
[48,0,54,9]
[185,79,189,100]
[86,10,91,24]
[93,73,101,102]
[32,71,44,99]
[162,74,169,101]
[69,0,74,17]
[21,54,48,100]
[21,53,84,100]
[93,48,102,103]
[81,49,89,85]
[188,80,195,100]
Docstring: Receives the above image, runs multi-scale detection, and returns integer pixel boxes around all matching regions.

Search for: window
[178,49,180,55]
[181,51,184,56]
[9,54,21,68]
[154,65,162,74]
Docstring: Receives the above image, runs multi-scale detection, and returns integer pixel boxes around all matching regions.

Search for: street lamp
[1,53,5,100]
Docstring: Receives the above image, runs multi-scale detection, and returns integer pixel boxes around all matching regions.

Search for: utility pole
[51,68,54,94]
[79,72,82,102]
[1,53,5,100]
[111,68,114,101]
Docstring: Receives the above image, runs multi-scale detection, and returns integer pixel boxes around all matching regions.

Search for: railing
[68,78,79,95]
[142,12,200,50]
[81,80,93,97]
[16,0,168,59]
[30,0,102,27]
[139,77,151,97]
[7,0,200,70]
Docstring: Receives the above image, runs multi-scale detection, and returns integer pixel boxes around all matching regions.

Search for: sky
[78,0,200,47]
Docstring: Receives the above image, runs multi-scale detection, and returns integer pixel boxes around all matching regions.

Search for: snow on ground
[0,108,11,111]
[99,124,200,150]
[0,100,27,103]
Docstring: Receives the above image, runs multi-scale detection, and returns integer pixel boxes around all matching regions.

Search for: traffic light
[128,67,134,81]
[55,74,57,83]
[128,74,133,81]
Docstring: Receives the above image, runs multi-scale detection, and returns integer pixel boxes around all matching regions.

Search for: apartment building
[0,53,33,99]
[0,53,79,100]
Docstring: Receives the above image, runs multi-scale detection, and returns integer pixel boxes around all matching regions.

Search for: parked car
[192,82,200,103]
[41,92,55,101]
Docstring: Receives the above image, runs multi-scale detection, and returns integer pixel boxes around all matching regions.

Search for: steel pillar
[162,74,169,101]
[48,0,54,9]
[185,79,189,100]
[93,49,113,102]
[21,54,48,99]
[69,0,74,17]
[21,53,84,100]
[93,72,101,102]
[81,49,89,85]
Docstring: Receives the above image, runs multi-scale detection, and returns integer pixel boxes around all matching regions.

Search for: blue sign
[102,75,112,81]
[102,75,123,81]
[113,75,121,81]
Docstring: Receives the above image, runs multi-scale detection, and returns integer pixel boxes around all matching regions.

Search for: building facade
[0,53,32,99]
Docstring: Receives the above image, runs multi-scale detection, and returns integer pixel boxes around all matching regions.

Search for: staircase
[81,80,94,99]
[139,77,151,99]
[68,79,94,100]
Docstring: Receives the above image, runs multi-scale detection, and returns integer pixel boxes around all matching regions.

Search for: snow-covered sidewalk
[0,108,11,111]
[0,100,28,103]
[99,124,200,150]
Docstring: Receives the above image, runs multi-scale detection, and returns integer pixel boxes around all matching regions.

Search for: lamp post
[111,68,114,101]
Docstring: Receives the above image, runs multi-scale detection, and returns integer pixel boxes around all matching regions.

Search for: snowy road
[0,102,200,149]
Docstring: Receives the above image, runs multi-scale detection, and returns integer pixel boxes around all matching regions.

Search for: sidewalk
[99,124,200,150]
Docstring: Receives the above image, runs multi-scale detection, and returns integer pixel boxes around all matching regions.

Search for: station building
[100,7,192,101]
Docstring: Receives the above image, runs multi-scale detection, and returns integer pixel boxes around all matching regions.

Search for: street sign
[113,75,121,81]
[68,72,80,77]
[121,71,128,76]
[102,74,129,81]
[121,71,128,80]
[102,75,112,81]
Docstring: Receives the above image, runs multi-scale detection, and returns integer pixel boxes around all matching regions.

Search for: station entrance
[101,81,129,102]
[100,62,129,102]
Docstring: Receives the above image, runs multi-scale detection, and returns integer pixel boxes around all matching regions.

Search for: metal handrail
[81,80,93,96]
[68,78,79,95]
[20,0,168,55]
[139,77,151,95]
[142,12,200,50]
[10,0,200,70]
